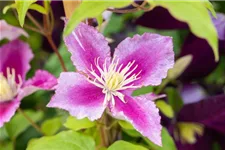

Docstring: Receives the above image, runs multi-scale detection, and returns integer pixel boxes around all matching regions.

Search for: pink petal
[47,72,106,121]
[0,20,28,41]
[0,98,20,127]
[110,93,162,146]
[64,22,111,74]
[0,40,33,82]
[19,70,57,99]
[114,33,174,86]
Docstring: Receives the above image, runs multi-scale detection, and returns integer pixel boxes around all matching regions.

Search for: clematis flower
[48,22,174,145]
[0,21,57,127]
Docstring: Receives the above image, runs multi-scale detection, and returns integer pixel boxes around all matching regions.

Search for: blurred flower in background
[0,20,57,127]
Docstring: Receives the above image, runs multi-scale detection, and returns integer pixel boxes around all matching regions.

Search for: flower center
[87,57,141,106]
[0,67,22,102]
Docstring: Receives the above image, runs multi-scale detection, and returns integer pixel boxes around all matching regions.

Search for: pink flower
[0,20,57,127]
[48,23,174,145]
[0,20,28,41]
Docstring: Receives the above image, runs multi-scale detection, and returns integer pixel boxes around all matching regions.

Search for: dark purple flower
[136,8,225,80]
[136,6,188,30]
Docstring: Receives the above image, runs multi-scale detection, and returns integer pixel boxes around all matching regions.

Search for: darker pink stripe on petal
[0,40,33,82]
[47,72,105,121]
[64,22,111,74]
[110,94,162,146]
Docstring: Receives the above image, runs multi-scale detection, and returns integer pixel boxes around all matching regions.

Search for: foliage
[150,1,219,61]
[64,0,133,36]
[26,130,95,150]
[5,110,43,140]
[108,141,148,150]
[64,116,96,131]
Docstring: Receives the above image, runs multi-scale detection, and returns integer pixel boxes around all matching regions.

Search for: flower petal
[114,33,174,86]
[19,70,57,99]
[0,40,33,82]
[179,33,218,81]
[211,13,225,40]
[47,72,106,121]
[110,93,162,146]
[0,98,20,127]
[0,20,28,41]
[64,22,111,74]
[181,83,207,105]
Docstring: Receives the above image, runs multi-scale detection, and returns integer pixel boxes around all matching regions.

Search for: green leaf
[144,127,177,150]
[0,126,8,140]
[156,100,174,118]
[123,129,141,138]
[108,141,148,150]
[64,116,96,131]
[165,87,183,113]
[3,3,16,14]
[118,120,134,129]
[29,4,47,14]
[177,122,204,144]
[5,110,43,139]
[44,43,75,76]
[132,86,153,96]
[43,0,51,13]
[150,1,218,61]
[41,117,62,136]
[64,0,132,36]
[15,0,37,27]
[0,142,13,150]
[103,14,124,37]
[27,130,95,150]
[167,55,193,80]
[96,15,103,27]
[205,56,225,85]
[203,1,216,18]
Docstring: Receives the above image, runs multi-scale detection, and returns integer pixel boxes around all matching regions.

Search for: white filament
[0,67,22,102]
[87,57,141,107]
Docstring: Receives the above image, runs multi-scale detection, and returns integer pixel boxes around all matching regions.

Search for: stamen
[0,68,23,102]
[87,57,141,107]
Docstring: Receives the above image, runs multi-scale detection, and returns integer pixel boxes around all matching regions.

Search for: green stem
[155,79,170,94]
[18,108,44,135]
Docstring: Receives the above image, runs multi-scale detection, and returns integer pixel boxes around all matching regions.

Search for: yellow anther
[88,57,141,107]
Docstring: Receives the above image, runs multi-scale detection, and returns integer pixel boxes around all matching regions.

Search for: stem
[18,108,44,135]
[27,12,43,30]
[107,7,140,13]
[12,138,16,150]
[25,12,68,72]
[155,79,170,94]
[42,10,67,72]
[99,116,107,147]
[49,7,55,32]
[23,24,45,35]
[98,112,109,148]
[45,34,67,72]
